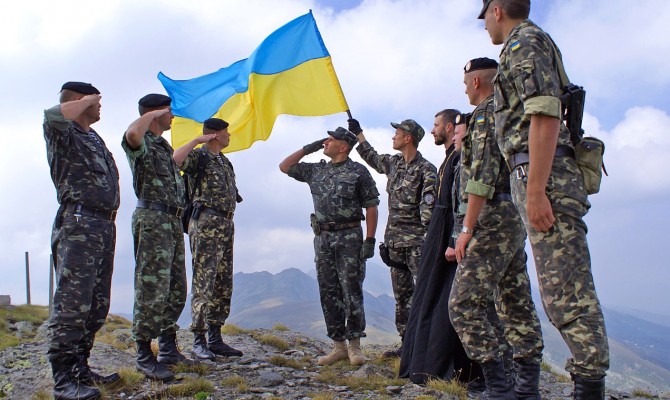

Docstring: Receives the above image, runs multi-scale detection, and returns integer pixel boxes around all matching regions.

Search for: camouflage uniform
[357,141,436,337]
[181,148,240,333]
[122,132,187,342]
[493,19,609,378]
[288,158,380,341]
[449,95,544,365]
[43,105,120,363]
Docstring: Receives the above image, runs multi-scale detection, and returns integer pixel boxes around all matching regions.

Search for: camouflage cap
[390,119,425,142]
[327,127,358,147]
[478,0,493,19]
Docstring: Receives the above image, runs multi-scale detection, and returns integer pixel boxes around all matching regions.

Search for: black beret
[203,118,229,131]
[61,81,100,95]
[138,93,172,108]
[464,57,498,73]
[327,127,358,147]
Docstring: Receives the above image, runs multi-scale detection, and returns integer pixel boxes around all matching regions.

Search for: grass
[253,333,290,351]
[220,374,249,393]
[30,391,51,400]
[163,378,215,397]
[631,388,655,398]
[170,361,211,375]
[271,323,290,331]
[95,314,133,351]
[315,367,405,394]
[220,324,250,335]
[0,305,50,351]
[309,394,335,400]
[426,377,467,399]
[540,361,571,383]
[267,355,309,370]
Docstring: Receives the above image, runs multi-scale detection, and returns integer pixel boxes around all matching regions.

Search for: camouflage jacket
[182,147,239,213]
[288,158,380,224]
[357,141,437,247]
[494,19,573,159]
[43,105,120,211]
[459,95,511,207]
[122,131,185,207]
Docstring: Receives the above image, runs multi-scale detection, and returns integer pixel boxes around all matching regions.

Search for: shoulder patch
[511,40,521,51]
[476,115,485,124]
[424,193,434,205]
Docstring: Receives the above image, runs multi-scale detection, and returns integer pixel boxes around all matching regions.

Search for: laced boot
[467,376,486,399]
[135,340,174,381]
[481,357,517,400]
[317,340,348,366]
[157,333,198,365]
[572,373,605,400]
[52,356,101,400]
[207,325,243,357]
[514,360,541,400]
[192,333,216,360]
[347,337,366,366]
[76,354,120,386]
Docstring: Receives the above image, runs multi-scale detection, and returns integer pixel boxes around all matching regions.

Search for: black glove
[302,138,327,155]
[348,118,362,135]
[359,237,376,260]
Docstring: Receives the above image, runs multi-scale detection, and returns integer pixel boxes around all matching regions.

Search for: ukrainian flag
[158,11,349,152]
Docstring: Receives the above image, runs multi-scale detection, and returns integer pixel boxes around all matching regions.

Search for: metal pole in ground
[25,251,31,305]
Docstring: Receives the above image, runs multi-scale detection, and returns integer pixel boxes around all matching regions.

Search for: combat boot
[207,325,243,357]
[382,336,403,358]
[467,377,486,399]
[51,356,101,400]
[572,373,605,400]
[76,354,121,386]
[135,340,174,381]
[347,337,366,366]
[192,333,216,360]
[514,360,541,400]
[157,333,198,365]
[317,340,348,366]
[481,357,517,400]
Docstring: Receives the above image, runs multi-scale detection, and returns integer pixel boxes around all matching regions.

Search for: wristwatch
[461,226,474,234]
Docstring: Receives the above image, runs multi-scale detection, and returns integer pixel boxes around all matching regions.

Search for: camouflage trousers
[314,227,366,341]
[47,211,115,363]
[511,156,609,379]
[188,214,234,333]
[131,208,186,342]
[449,200,544,364]
[387,245,421,338]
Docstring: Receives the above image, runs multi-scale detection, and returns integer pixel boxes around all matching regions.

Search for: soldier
[44,81,120,400]
[173,118,243,360]
[349,118,437,357]
[279,127,380,366]
[448,57,544,399]
[122,93,193,382]
[480,1,609,398]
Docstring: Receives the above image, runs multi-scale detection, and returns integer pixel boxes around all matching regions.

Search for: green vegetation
[271,323,290,331]
[220,324,250,335]
[308,393,335,400]
[170,361,211,376]
[163,378,215,397]
[253,333,290,351]
[95,314,133,351]
[0,305,50,351]
[220,374,249,393]
[267,355,309,370]
[426,377,467,399]
[631,388,655,398]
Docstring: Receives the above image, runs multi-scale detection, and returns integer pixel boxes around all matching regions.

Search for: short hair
[496,0,530,19]
[435,109,461,126]
[59,89,81,104]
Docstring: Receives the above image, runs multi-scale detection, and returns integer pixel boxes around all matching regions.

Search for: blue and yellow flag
[158,11,349,152]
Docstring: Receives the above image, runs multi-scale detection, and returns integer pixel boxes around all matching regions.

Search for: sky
[1,0,669,319]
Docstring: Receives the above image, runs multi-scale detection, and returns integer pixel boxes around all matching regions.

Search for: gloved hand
[302,138,327,155]
[359,237,376,260]
[348,118,363,135]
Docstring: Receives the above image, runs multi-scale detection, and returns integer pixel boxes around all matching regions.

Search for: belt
[507,145,575,172]
[63,203,117,222]
[489,193,512,203]
[200,206,234,219]
[319,221,360,231]
[136,199,184,218]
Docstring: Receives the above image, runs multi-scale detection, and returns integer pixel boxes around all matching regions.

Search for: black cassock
[398,146,483,385]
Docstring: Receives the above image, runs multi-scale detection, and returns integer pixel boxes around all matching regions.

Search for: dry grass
[253,333,290,351]
[271,323,290,331]
[315,367,405,393]
[162,377,215,397]
[631,389,655,398]
[220,374,249,393]
[220,324,249,335]
[170,361,211,375]
[94,314,134,351]
[0,305,50,351]
[267,355,309,370]
[309,393,336,400]
[30,390,52,400]
[541,361,571,383]
[426,377,467,399]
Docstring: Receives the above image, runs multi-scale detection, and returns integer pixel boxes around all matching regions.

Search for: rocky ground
[1,320,668,400]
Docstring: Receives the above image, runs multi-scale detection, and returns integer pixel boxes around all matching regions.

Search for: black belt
[200,207,234,219]
[63,203,117,222]
[136,199,184,218]
[507,145,575,171]
[489,193,512,203]
[319,221,360,231]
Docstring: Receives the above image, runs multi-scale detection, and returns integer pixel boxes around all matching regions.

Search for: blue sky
[0,0,669,320]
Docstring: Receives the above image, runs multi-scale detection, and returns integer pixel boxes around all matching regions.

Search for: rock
[258,370,284,387]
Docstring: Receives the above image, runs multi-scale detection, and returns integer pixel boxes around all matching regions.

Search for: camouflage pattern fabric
[43,106,119,362]
[123,132,187,341]
[288,158,379,340]
[494,19,609,378]
[387,246,421,337]
[182,148,239,333]
[356,141,437,247]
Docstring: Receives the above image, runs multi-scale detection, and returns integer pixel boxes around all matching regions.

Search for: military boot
[467,377,486,399]
[317,340,348,366]
[572,374,605,400]
[347,338,366,366]
[76,354,121,386]
[514,360,541,400]
[157,333,198,365]
[481,357,517,400]
[135,340,174,381]
[382,337,403,358]
[192,333,216,360]
[207,325,243,357]
[51,356,101,400]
